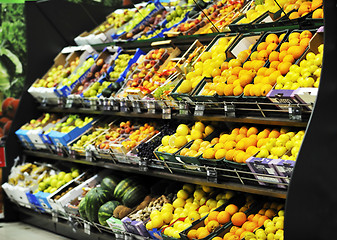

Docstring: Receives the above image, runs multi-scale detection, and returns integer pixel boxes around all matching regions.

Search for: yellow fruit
[203,148,216,159]
[179,80,192,93]
[176,124,190,136]
[162,211,173,224]
[146,221,153,230]
[193,189,206,201]
[183,184,194,193]
[194,122,205,133]
[205,125,214,136]
[198,205,210,214]
[151,215,164,229]
[162,135,170,146]
[215,149,227,159]
[177,189,189,200]
[175,136,188,148]
[191,129,203,140]
[173,198,186,208]
[188,211,201,222]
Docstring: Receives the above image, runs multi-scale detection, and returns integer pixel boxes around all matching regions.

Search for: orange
[224,140,236,151]
[208,211,219,221]
[237,51,249,63]
[257,42,268,51]
[282,54,295,63]
[212,237,222,240]
[197,227,210,239]
[221,61,229,71]
[235,139,246,151]
[289,11,300,19]
[256,138,269,148]
[229,226,240,234]
[312,0,323,10]
[206,220,220,233]
[257,67,268,76]
[253,75,264,84]
[215,83,226,95]
[212,68,221,77]
[264,208,277,218]
[250,51,258,61]
[225,149,236,161]
[257,129,271,140]
[234,227,245,237]
[264,68,277,77]
[257,215,269,227]
[247,127,258,137]
[228,59,242,68]
[300,37,311,48]
[245,137,258,148]
[280,42,290,52]
[225,204,239,215]
[233,85,243,96]
[265,33,279,44]
[269,130,280,138]
[261,84,273,96]
[258,208,267,215]
[269,51,279,62]
[252,60,266,71]
[227,75,238,84]
[239,74,253,87]
[239,126,248,136]
[217,211,231,225]
[204,217,209,226]
[289,38,300,47]
[224,84,235,96]
[288,45,306,59]
[300,30,313,40]
[235,152,250,163]
[270,61,280,70]
[223,232,235,240]
[298,3,311,17]
[232,128,240,135]
[247,214,254,222]
[243,84,253,96]
[242,61,253,70]
[187,229,198,240]
[231,66,243,76]
[245,221,258,232]
[266,43,278,54]
[312,8,323,18]
[288,32,300,41]
[268,70,281,85]
[278,51,288,62]
[252,214,262,223]
[278,61,292,75]
[231,212,247,227]
[235,134,246,143]
[257,50,269,61]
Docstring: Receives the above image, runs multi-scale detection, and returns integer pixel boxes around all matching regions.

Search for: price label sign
[41,98,48,107]
[85,150,93,162]
[194,103,205,116]
[179,102,189,116]
[52,211,58,223]
[89,99,97,110]
[162,107,171,119]
[69,149,76,159]
[206,167,217,183]
[147,101,156,114]
[102,98,111,111]
[139,158,148,172]
[224,103,235,117]
[65,98,74,109]
[84,222,91,235]
[132,101,141,114]
[120,101,129,112]
[112,99,119,111]
[58,97,65,108]
[56,145,64,157]
[289,106,302,121]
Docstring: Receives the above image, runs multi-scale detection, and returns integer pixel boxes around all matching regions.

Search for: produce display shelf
[15,206,148,240]
[23,150,288,199]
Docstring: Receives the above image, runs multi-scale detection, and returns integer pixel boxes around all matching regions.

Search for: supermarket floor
[0,222,70,239]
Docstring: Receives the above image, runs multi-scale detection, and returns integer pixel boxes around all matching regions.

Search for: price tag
[85,150,93,162]
[224,103,235,117]
[120,101,129,112]
[41,98,48,107]
[194,103,205,116]
[56,144,64,157]
[206,167,217,183]
[147,101,156,114]
[89,98,97,110]
[112,99,120,111]
[57,97,65,108]
[139,158,148,172]
[102,98,111,111]
[52,211,58,222]
[162,107,171,119]
[84,222,91,235]
[65,98,74,109]
[132,101,141,114]
[179,102,189,116]
[289,106,302,121]
[69,149,76,159]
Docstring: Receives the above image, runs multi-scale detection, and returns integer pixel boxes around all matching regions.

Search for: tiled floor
[0,222,70,240]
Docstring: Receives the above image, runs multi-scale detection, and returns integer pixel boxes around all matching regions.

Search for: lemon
[191,129,203,140]
[193,189,206,201]
[173,198,186,209]
[176,124,190,136]
[169,135,176,148]
[205,125,214,136]
[174,207,184,214]
[194,61,203,70]
[178,80,192,93]
[161,135,170,146]
[194,122,205,133]
[198,205,210,214]
[186,72,196,81]
[151,215,164,229]
[150,210,161,220]
[200,52,212,62]
[146,221,153,230]
[162,211,173,224]
[218,37,229,47]
[177,189,189,200]
[175,136,188,148]
[203,148,215,159]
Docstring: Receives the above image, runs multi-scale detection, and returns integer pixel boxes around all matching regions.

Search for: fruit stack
[146,183,236,239]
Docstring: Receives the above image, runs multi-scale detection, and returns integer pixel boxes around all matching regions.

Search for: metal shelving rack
[2,0,330,239]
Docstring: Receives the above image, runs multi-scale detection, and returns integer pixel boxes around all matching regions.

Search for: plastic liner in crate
[246,157,286,189]
[179,195,251,240]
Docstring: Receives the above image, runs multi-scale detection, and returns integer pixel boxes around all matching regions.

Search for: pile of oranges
[285,0,323,19]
